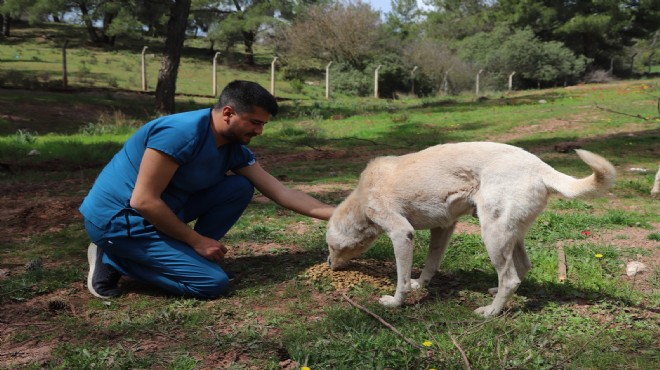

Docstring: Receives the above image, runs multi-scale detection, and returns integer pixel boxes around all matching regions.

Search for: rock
[626,261,648,277]
[554,142,582,153]
[28,149,41,156]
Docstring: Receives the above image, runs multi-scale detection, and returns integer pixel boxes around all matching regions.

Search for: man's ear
[220,106,233,124]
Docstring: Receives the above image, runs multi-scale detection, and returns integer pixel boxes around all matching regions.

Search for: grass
[1,24,659,370]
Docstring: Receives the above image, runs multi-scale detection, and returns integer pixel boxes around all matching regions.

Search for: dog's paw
[474,305,501,318]
[411,279,423,290]
[379,295,401,307]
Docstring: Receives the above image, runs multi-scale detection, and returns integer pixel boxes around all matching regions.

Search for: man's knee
[186,270,230,299]
[229,175,254,204]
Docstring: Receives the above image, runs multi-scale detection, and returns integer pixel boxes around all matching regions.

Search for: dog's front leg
[379,228,415,307]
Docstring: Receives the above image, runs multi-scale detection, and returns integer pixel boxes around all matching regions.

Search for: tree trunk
[79,2,100,43]
[155,0,192,114]
[101,12,117,46]
[2,14,10,37]
[242,30,255,65]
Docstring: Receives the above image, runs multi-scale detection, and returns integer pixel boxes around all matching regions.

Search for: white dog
[326,142,616,317]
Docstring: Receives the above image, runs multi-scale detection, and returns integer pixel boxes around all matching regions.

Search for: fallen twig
[4,322,52,326]
[458,310,513,338]
[557,242,567,283]
[594,103,659,121]
[448,330,472,370]
[341,293,424,350]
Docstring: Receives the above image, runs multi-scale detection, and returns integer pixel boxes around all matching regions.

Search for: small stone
[626,261,647,277]
[24,258,43,271]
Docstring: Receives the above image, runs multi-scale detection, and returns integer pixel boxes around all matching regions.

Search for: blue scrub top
[80,108,256,229]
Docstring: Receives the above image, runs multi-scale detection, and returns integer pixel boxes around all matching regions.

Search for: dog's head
[326,196,380,270]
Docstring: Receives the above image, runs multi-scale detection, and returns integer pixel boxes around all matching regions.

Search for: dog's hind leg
[488,239,532,296]
[412,224,455,290]
[512,240,532,281]
[475,221,522,317]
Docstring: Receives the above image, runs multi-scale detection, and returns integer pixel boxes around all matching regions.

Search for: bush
[332,64,372,97]
[583,69,615,83]
[458,25,589,89]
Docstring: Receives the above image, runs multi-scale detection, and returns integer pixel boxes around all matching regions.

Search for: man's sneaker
[87,242,122,298]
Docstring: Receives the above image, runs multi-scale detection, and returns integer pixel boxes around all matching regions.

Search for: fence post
[270,57,278,96]
[374,64,382,98]
[62,40,68,88]
[441,69,451,95]
[476,69,484,96]
[410,66,418,95]
[508,71,516,92]
[212,52,221,97]
[325,61,333,99]
[141,46,148,92]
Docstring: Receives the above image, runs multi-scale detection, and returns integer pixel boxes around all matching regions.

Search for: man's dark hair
[215,80,278,116]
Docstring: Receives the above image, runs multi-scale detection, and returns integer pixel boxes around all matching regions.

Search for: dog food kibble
[304,259,395,293]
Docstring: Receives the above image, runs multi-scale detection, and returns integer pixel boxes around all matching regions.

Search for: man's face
[223,106,270,145]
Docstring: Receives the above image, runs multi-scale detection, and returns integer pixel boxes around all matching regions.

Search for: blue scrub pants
[84,175,254,299]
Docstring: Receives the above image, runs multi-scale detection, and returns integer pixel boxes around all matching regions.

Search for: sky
[365,0,433,15]
[367,0,393,14]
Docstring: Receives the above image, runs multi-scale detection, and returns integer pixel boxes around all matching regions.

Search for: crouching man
[80,80,334,299]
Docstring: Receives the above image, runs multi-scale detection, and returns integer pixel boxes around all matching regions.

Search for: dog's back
[355,142,615,229]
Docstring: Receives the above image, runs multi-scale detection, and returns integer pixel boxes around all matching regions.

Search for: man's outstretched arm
[236,162,335,220]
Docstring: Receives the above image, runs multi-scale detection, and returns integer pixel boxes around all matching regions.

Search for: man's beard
[222,131,255,145]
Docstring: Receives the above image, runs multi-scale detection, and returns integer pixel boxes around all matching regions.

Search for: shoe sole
[87,242,112,299]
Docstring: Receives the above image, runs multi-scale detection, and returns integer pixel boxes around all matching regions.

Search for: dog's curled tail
[544,149,616,198]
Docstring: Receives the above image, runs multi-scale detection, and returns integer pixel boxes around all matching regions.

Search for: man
[80,80,335,299]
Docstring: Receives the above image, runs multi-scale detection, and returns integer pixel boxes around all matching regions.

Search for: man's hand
[191,236,228,263]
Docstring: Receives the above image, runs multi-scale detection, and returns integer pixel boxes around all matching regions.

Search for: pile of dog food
[304,259,396,293]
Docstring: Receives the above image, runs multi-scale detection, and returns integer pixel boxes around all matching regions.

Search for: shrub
[583,69,615,83]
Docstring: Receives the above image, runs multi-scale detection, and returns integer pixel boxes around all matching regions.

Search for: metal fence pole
[61,40,68,88]
[410,66,418,95]
[141,46,148,92]
[325,61,333,99]
[270,57,278,96]
[374,65,382,98]
[476,69,484,96]
[213,52,221,97]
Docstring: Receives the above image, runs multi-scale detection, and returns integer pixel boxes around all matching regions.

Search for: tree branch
[594,103,660,121]
[448,330,472,370]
